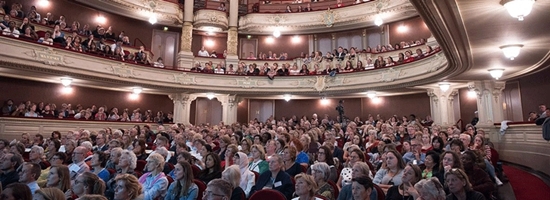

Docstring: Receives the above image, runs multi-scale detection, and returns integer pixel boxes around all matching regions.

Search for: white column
[168,93,197,125]
[468,81,506,126]
[427,88,458,126]
[216,94,238,124]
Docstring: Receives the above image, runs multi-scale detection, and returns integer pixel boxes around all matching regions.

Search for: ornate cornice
[0,36,448,95]
[193,10,229,31]
[238,0,418,34]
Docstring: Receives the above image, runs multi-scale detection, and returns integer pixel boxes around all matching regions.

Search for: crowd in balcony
[1,99,173,123]
[0,2,154,65]
[0,102,503,200]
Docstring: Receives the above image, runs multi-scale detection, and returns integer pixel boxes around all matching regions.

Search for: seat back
[191,165,201,179]
[373,184,385,200]
[300,165,307,173]
[136,160,147,172]
[328,180,339,199]
[315,194,329,200]
[194,179,206,200]
[249,189,286,200]
[166,176,174,185]
[252,171,259,183]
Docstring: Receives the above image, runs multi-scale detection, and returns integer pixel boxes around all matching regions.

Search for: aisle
[502,165,550,199]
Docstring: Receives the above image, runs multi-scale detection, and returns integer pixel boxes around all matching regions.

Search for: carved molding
[193,10,229,31]
[76,0,182,25]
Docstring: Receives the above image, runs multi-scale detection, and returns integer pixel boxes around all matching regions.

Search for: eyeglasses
[203,190,225,198]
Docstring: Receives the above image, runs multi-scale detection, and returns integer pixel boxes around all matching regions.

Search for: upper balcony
[0,33,447,96]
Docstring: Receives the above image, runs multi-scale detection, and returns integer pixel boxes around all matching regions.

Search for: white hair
[415,178,446,200]
[80,141,93,151]
[31,145,45,156]
[154,146,169,159]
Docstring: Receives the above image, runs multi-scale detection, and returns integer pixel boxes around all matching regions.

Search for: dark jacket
[250,170,294,200]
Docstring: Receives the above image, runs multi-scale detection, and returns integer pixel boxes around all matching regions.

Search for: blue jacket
[164,182,199,200]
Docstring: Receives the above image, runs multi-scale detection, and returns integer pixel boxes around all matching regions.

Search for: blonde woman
[292,173,323,200]
[222,165,245,200]
[248,144,268,174]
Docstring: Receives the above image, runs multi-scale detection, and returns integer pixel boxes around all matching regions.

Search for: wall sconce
[439,83,450,92]
[489,69,505,79]
[374,14,383,26]
[95,15,106,24]
[283,94,292,102]
[320,97,329,105]
[273,28,281,38]
[502,0,535,21]
[206,93,215,100]
[60,78,72,87]
[148,13,157,24]
[132,87,142,94]
[366,91,377,99]
[500,44,523,60]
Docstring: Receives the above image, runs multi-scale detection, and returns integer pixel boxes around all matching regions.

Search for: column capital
[169,93,197,104]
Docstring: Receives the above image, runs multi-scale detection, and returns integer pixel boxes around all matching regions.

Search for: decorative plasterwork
[193,10,229,31]
[238,0,417,34]
[76,0,183,25]
[23,48,74,66]
[0,36,448,95]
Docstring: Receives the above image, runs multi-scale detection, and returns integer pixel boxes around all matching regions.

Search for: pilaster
[216,94,239,124]
[427,88,458,126]
[168,93,197,125]
[468,80,506,126]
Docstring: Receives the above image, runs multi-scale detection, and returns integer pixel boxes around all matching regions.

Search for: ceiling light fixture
[489,69,505,80]
[503,0,535,21]
[132,87,142,94]
[439,83,450,92]
[60,78,72,87]
[283,94,292,102]
[273,28,281,38]
[320,97,329,105]
[206,93,215,100]
[148,13,157,24]
[374,14,383,26]
[366,91,377,99]
[499,44,524,60]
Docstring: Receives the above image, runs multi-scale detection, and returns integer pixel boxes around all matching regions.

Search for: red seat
[373,184,385,200]
[107,168,115,176]
[166,176,174,185]
[366,162,376,177]
[300,165,307,173]
[191,165,201,179]
[252,171,259,183]
[136,160,146,172]
[166,162,175,170]
[490,147,499,167]
[249,189,286,200]
[36,31,46,38]
[194,179,206,200]
[134,171,143,178]
[327,180,339,199]
[315,194,329,200]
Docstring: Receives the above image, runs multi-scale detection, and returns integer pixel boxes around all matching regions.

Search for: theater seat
[328,180,339,199]
[249,189,286,200]
[191,165,201,178]
[136,160,146,172]
[373,184,385,200]
[252,171,259,183]
[194,179,206,200]
[166,176,174,185]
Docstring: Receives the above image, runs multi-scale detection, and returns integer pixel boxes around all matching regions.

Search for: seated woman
[461,151,495,199]
[373,56,386,68]
[132,139,148,161]
[35,188,66,200]
[47,165,71,193]
[69,172,106,199]
[312,162,334,200]
[29,146,49,170]
[444,168,485,200]
[404,50,415,62]
[413,177,446,200]
[221,165,245,200]
[373,150,405,191]
[114,174,144,200]
[113,46,125,61]
[441,150,464,174]
[233,152,255,197]
[90,151,110,183]
[422,151,444,184]
[139,153,169,200]
[198,152,222,184]
[282,146,302,177]
[20,27,37,40]
[223,144,238,169]
[350,176,374,200]
[337,148,365,189]
[165,161,198,200]
[248,144,269,174]
[293,173,323,200]
[385,163,422,200]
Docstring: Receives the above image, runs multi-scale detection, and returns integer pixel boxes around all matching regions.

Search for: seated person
[198,46,210,57]
[2,21,19,38]
[249,154,294,200]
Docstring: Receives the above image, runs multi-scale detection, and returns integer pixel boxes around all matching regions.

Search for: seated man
[249,154,294,200]
[18,162,41,194]
[0,153,23,188]
[205,179,232,200]
[402,138,426,165]
[67,146,90,181]
[198,46,210,57]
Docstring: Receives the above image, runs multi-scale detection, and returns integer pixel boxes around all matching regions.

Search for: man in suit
[336,47,346,61]
[249,154,294,199]
[93,131,109,152]
[1,99,14,115]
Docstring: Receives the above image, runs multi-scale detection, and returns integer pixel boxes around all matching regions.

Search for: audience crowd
[0,105,505,200]
[0,3,156,67]
[0,99,173,123]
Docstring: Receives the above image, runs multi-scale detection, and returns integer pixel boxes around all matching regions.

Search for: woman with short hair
[293,174,323,200]
[444,168,485,200]
[165,161,198,200]
[222,165,245,200]
[139,153,169,200]
[91,151,110,183]
[114,174,144,200]
[414,177,445,200]
[311,162,334,200]
[351,176,374,200]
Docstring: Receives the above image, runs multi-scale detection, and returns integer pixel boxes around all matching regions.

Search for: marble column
[226,0,239,69]
[168,93,197,125]
[216,94,238,124]
[427,87,458,127]
[177,0,195,70]
[468,80,506,126]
